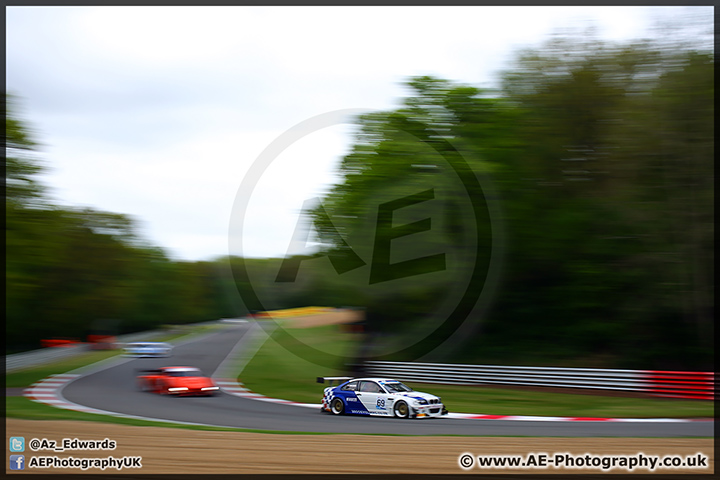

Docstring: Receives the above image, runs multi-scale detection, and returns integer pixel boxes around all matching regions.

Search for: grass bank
[237,324,359,404]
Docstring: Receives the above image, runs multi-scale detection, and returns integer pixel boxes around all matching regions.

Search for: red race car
[136,366,219,396]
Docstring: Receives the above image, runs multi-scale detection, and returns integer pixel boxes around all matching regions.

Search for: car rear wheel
[331,397,345,415]
[137,380,150,392]
[393,400,410,419]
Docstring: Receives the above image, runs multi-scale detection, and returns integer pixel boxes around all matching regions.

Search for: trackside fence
[360,361,715,400]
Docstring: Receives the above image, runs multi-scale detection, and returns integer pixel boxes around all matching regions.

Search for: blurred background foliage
[5,29,713,370]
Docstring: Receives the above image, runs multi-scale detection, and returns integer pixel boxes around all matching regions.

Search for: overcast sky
[6,6,711,261]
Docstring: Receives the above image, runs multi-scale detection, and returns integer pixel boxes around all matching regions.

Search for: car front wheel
[331,397,345,415]
[393,400,410,419]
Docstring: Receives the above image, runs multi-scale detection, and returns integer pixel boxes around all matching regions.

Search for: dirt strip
[6,419,713,474]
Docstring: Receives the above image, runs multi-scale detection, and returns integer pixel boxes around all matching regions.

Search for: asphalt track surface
[61,323,713,437]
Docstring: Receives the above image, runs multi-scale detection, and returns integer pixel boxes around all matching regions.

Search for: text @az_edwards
[28,437,116,452]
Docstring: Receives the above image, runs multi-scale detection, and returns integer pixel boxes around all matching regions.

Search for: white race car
[320,377,447,419]
[123,342,173,358]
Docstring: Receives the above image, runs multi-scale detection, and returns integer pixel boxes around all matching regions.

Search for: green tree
[5,95,236,350]
[4,94,48,208]
[302,32,713,370]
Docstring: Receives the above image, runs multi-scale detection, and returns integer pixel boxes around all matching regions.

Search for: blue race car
[320,377,447,419]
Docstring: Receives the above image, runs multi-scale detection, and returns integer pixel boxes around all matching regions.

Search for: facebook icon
[10,454,25,470]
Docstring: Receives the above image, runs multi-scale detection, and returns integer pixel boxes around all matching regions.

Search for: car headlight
[201,386,219,391]
[415,399,428,405]
[168,387,188,392]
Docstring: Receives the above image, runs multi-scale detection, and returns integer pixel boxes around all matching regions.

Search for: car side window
[359,381,382,393]
[341,381,358,391]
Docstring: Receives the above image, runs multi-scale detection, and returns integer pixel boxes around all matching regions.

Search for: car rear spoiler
[136,369,162,375]
[316,376,353,386]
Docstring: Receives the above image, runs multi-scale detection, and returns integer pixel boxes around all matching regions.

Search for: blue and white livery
[320,377,447,419]
[123,342,173,358]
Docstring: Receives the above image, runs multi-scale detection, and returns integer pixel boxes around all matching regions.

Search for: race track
[60,323,712,437]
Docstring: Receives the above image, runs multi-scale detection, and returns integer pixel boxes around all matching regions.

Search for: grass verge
[240,324,714,419]
[238,324,359,404]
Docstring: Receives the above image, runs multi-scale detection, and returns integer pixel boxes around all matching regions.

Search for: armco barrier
[361,361,715,400]
[642,370,716,400]
[5,343,91,373]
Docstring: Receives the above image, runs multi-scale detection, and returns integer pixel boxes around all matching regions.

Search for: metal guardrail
[5,343,91,373]
[361,361,715,400]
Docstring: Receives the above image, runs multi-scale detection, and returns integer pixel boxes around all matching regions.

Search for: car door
[146,372,163,392]
[356,381,389,415]
[336,380,365,414]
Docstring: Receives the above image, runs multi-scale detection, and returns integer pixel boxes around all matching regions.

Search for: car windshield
[167,370,200,377]
[383,382,412,393]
